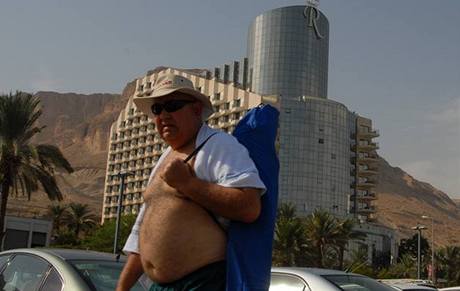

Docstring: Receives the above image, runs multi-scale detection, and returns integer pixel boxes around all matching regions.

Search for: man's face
[152,92,203,149]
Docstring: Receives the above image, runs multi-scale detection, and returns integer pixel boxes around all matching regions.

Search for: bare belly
[139,195,226,283]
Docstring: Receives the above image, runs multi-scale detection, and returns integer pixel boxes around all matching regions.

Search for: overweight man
[116,73,265,291]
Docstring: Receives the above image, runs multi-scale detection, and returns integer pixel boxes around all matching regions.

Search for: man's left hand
[160,157,194,192]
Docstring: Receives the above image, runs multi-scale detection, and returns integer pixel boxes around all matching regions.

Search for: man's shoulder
[198,124,240,147]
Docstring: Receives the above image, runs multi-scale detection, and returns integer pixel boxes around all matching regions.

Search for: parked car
[0,248,148,291]
[387,283,438,290]
[270,267,396,291]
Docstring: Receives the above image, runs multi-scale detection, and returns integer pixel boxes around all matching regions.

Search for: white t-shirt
[123,124,266,254]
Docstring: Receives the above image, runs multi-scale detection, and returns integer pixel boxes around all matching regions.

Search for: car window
[0,255,10,272]
[0,254,50,291]
[270,273,310,291]
[323,275,395,291]
[70,260,146,291]
[40,267,63,291]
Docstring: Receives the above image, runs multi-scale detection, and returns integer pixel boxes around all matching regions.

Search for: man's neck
[169,123,203,152]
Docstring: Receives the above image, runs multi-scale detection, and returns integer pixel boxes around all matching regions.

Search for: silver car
[270,267,396,291]
[0,248,148,291]
[388,284,438,290]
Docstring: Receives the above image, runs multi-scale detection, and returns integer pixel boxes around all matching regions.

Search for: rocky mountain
[6,80,460,247]
[454,199,460,208]
[374,158,460,247]
[7,81,136,220]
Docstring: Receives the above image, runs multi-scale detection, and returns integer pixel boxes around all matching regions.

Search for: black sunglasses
[151,100,195,115]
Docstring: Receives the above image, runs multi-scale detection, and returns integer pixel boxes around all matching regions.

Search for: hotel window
[213,105,220,112]
[318,138,324,144]
[232,99,241,108]
[129,108,134,116]
[121,121,126,128]
[138,85,144,91]
[224,102,230,110]
[213,92,221,101]
[127,119,133,126]
[146,82,152,89]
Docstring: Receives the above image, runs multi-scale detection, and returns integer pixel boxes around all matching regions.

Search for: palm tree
[64,203,96,238]
[304,209,342,268]
[273,203,311,266]
[47,203,69,233]
[437,246,460,285]
[0,92,73,242]
[334,218,366,270]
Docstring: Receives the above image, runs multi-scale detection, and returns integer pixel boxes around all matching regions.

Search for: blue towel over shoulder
[227,104,280,291]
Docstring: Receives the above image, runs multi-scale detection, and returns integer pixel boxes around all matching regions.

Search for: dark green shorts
[149,261,226,291]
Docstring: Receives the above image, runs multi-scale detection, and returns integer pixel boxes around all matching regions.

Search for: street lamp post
[422,215,435,282]
[412,225,427,280]
[113,171,135,255]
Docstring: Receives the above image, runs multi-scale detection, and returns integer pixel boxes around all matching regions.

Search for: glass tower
[246,6,378,219]
[248,5,329,99]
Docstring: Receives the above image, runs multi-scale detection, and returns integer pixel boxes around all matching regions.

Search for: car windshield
[322,275,396,291]
[69,260,146,291]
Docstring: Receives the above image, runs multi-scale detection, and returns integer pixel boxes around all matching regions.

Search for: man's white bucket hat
[133,73,213,120]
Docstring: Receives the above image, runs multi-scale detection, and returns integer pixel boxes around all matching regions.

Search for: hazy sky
[1,0,459,198]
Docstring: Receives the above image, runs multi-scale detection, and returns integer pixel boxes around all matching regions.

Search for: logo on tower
[304,1,324,39]
[306,0,320,8]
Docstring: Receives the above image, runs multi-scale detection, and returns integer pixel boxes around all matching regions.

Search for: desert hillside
[375,157,460,246]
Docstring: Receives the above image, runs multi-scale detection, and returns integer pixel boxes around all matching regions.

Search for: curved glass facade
[247,5,329,99]
[279,97,354,218]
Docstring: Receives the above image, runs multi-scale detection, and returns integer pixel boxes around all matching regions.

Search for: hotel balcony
[357,129,380,138]
[211,99,226,106]
[353,192,377,201]
[351,142,379,152]
[356,155,379,164]
[352,180,376,189]
[230,107,245,113]
[357,168,378,177]
[357,206,376,213]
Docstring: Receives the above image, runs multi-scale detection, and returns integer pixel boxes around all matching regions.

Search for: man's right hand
[116,253,144,291]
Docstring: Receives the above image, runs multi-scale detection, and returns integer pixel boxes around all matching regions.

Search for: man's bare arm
[116,253,144,291]
[161,158,262,223]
